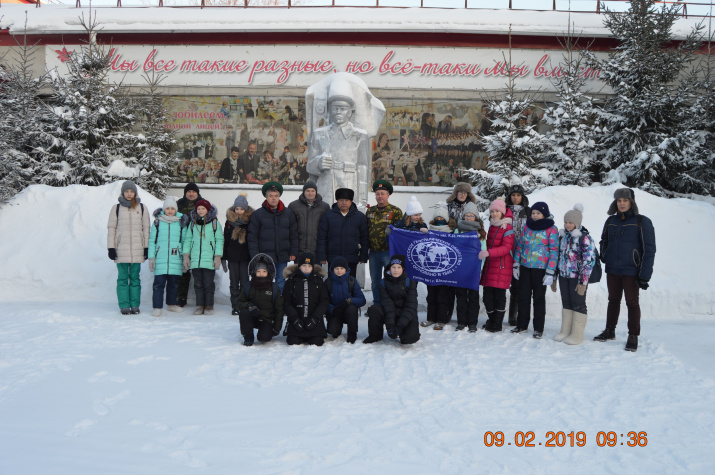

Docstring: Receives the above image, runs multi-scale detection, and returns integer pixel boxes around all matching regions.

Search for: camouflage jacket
[366,203,403,252]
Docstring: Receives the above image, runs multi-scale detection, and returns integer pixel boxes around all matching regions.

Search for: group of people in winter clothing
[106,178,655,352]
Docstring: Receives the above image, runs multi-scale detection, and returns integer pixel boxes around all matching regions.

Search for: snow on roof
[0,4,704,40]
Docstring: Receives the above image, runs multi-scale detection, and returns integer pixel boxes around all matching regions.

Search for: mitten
[637,278,649,290]
[213,255,221,270]
[248,305,260,318]
[478,250,489,260]
[576,284,587,296]
[305,316,318,330]
[108,248,117,261]
[221,259,228,273]
[148,258,155,272]
[292,318,304,331]
[386,325,398,339]
[543,275,554,287]
[512,265,520,280]
[183,254,191,273]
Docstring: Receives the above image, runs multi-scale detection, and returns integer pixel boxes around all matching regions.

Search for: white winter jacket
[107,202,151,264]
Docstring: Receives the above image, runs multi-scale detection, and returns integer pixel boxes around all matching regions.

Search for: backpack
[153,215,186,245]
[582,232,602,284]
[243,281,280,303]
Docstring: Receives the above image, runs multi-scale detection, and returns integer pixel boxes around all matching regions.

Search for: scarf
[251,276,272,290]
[489,216,512,229]
[457,219,482,233]
[118,196,141,208]
[430,223,452,232]
[158,213,181,224]
[228,215,248,229]
[526,217,555,231]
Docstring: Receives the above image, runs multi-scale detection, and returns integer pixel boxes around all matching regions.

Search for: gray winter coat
[107,201,150,264]
[288,192,330,256]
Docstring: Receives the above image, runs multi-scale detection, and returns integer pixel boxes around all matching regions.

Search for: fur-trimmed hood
[248,252,277,280]
[446,182,477,204]
[226,206,254,243]
[607,188,639,216]
[283,263,326,280]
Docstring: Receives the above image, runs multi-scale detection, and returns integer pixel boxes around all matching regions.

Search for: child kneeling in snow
[325,256,367,344]
[554,204,596,345]
[237,253,284,346]
[283,253,329,346]
[364,255,420,345]
[148,196,188,316]
[182,199,224,316]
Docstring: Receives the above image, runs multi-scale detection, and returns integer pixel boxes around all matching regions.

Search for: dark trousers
[483,286,507,315]
[177,270,192,302]
[426,285,454,324]
[517,266,547,332]
[192,268,216,307]
[152,274,179,308]
[287,335,324,346]
[228,260,249,309]
[326,304,359,337]
[559,276,588,314]
[455,287,479,326]
[366,305,420,345]
[606,274,641,336]
[238,309,275,342]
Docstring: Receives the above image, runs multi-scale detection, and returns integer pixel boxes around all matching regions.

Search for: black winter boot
[242,335,254,347]
[347,331,357,344]
[625,334,638,352]
[363,334,383,344]
[508,299,518,326]
[594,327,616,342]
[486,313,503,333]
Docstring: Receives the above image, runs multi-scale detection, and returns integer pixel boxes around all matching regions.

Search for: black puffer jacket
[282,264,329,338]
[223,207,254,263]
[288,193,330,256]
[247,200,298,264]
[379,271,420,344]
[317,202,369,264]
[600,209,656,280]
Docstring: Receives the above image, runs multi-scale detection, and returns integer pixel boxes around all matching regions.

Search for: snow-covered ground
[1,183,714,474]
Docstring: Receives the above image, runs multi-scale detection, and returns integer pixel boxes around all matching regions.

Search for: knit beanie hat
[297,252,315,267]
[332,256,349,272]
[405,196,424,216]
[303,181,318,193]
[531,201,550,218]
[463,201,480,218]
[233,193,249,211]
[255,262,268,273]
[432,206,450,222]
[121,180,138,195]
[195,199,211,211]
[163,195,178,211]
[184,182,200,197]
[489,199,507,216]
[564,203,584,228]
[389,254,406,270]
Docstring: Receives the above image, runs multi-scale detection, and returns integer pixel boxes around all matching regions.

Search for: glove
[221,259,228,273]
[386,325,398,339]
[478,250,489,260]
[513,266,520,280]
[292,319,304,331]
[248,305,260,318]
[183,254,191,273]
[213,255,221,270]
[108,248,117,260]
[144,248,149,260]
[148,258,155,272]
[576,284,587,296]
[637,278,649,290]
[543,275,554,287]
[305,316,318,330]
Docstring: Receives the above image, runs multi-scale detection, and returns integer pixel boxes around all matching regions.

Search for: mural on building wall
[166,95,548,187]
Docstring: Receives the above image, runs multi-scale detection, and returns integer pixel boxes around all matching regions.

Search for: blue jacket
[317,203,369,264]
[148,208,185,276]
[600,210,656,280]
[326,263,367,316]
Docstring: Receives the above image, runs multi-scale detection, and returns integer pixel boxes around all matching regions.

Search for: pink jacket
[480,211,515,289]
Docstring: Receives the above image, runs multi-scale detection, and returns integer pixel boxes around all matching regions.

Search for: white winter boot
[553,309,573,342]
[167,305,184,313]
[564,311,587,345]
[193,306,205,315]
[152,308,162,317]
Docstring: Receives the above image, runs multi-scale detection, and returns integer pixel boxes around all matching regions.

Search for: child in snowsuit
[512,201,558,339]
[452,201,486,331]
[176,183,203,307]
[554,204,596,345]
[223,193,254,315]
[283,252,330,346]
[422,206,457,330]
[364,255,420,345]
[325,256,367,344]
[479,199,515,333]
[237,253,284,346]
[107,180,150,315]
[148,196,188,316]
[182,199,224,316]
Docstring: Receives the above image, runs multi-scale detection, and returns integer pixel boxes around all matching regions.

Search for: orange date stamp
[483,431,648,447]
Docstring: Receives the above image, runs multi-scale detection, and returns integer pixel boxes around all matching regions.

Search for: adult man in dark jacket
[239,142,261,184]
[176,182,202,306]
[247,181,298,291]
[317,188,368,278]
[288,181,330,257]
[218,147,241,183]
[595,188,656,352]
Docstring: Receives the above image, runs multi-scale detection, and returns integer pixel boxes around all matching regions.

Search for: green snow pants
[117,263,141,309]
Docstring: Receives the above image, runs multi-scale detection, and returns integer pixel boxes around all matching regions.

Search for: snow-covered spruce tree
[42,11,140,187]
[539,31,598,187]
[584,0,703,196]
[130,70,177,198]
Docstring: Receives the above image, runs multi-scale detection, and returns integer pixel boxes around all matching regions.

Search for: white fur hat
[405,196,424,216]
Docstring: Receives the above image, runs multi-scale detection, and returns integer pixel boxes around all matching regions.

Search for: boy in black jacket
[364,255,420,345]
[283,252,329,346]
[237,253,284,346]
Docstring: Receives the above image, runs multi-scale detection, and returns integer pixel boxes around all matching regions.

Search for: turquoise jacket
[149,208,185,276]
[182,206,224,270]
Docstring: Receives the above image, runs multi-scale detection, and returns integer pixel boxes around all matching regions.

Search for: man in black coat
[288,181,330,257]
[239,142,261,184]
[595,188,656,352]
[247,181,298,292]
[317,188,368,278]
[218,147,241,183]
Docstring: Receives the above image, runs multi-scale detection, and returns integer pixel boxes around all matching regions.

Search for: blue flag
[388,227,482,290]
